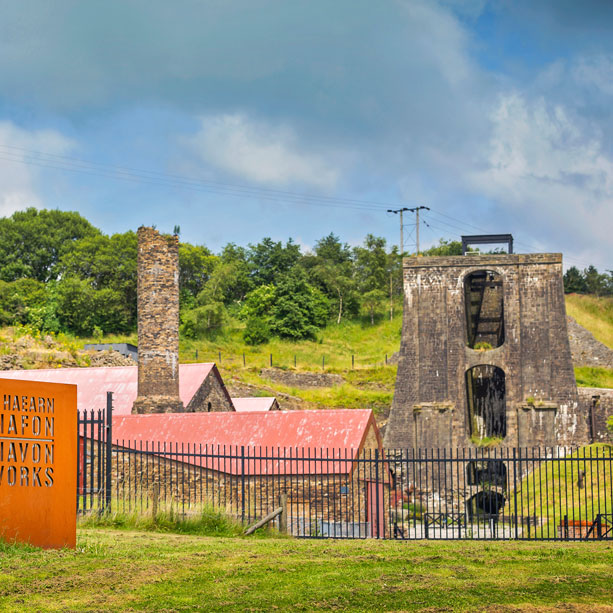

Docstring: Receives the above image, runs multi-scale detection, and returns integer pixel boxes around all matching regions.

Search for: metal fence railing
[77,426,613,541]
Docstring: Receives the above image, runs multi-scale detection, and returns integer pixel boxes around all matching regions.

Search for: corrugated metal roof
[112,409,380,475]
[0,363,216,415]
[232,397,277,412]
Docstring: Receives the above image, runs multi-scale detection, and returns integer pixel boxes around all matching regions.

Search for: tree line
[0,209,608,341]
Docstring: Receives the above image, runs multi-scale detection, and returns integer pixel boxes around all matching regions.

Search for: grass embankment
[504,444,613,538]
[566,294,613,349]
[0,529,612,611]
[567,294,613,388]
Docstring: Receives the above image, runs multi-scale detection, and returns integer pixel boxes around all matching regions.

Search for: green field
[1,529,612,611]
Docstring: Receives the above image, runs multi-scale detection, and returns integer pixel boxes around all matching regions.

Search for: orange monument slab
[0,378,77,548]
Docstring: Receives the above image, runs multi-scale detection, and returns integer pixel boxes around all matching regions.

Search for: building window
[466,365,506,440]
[464,270,504,349]
[207,402,212,412]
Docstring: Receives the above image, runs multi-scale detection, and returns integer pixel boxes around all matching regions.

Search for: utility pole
[387,207,409,255]
[407,206,430,254]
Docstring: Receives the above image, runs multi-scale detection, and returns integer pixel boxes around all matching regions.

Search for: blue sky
[0,0,611,269]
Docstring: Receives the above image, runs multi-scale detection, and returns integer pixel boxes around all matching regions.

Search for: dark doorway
[466,490,506,520]
[464,270,504,349]
[466,365,506,440]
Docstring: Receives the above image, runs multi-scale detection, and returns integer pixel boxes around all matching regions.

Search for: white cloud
[182,114,339,190]
[0,122,74,216]
[467,93,613,253]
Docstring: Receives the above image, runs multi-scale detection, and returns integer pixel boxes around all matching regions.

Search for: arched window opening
[207,402,212,412]
[466,460,507,487]
[466,491,506,521]
[464,270,504,349]
[466,365,506,441]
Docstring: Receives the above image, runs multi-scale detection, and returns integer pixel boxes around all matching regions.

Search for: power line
[0,143,401,213]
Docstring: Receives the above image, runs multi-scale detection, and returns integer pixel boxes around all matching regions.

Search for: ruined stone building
[385,251,589,450]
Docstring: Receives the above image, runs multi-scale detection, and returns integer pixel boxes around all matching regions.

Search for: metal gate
[77,392,112,514]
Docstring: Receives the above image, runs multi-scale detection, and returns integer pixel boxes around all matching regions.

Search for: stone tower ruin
[132,226,185,414]
[384,250,588,450]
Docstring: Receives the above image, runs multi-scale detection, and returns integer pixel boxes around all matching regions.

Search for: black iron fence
[77,393,112,515]
[77,423,613,541]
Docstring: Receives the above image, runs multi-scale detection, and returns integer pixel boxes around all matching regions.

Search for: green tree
[563,266,587,294]
[421,239,463,256]
[58,231,138,328]
[178,243,216,302]
[247,237,302,286]
[362,288,386,325]
[270,272,329,340]
[353,234,388,294]
[0,208,100,282]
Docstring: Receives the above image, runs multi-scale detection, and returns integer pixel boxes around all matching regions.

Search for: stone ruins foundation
[384,251,589,450]
[132,226,185,414]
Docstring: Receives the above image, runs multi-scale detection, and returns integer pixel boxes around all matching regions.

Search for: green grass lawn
[1,529,612,612]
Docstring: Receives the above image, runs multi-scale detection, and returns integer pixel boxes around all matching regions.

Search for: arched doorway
[464,270,504,349]
[466,490,506,521]
[466,365,506,440]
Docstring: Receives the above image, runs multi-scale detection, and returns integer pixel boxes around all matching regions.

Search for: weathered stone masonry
[132,227,184,414]
[385,253,588,450]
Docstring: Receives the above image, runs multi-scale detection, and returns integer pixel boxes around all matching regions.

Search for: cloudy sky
[0,0,611,269]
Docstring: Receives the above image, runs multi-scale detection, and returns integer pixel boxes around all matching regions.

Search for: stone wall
[185,366,234,412]
[578,387,613,442]
[132,227,184,414]
[385,253,587,450]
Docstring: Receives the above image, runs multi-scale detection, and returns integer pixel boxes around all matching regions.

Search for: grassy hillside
[566,294,613,349]
[0,528,611,611]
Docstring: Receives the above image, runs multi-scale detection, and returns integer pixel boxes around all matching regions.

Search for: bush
[180,303,225,339]
[243,317,271,345]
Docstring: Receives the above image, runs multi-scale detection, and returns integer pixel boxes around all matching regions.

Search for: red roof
[232,397,277,412]
[112,409,381,475]
[0,363,216,415]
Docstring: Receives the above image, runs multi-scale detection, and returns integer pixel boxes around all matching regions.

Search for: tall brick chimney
[132,226,184,414]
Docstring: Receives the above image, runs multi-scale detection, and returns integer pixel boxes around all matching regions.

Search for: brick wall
[132,227,184,414]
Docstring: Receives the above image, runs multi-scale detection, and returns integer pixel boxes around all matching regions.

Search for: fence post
[512,447,519,540]
[218,351,221,364]
[241,445,246,523]
[385,353,387,365]
[270,354,273,367]
[294,355,296,368]
[375,448,380,539]
[243,352,246,367]
[105,391,113,513]
[352,354,354,369]
[195,349,198,360]
[322,355,325,370]
[279,493,288,534]
[151,482,160,522]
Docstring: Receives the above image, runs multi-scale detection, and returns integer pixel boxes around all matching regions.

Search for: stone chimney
[132,226,184,414]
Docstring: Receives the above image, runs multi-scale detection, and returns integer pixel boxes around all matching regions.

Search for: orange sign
[0,378,77,549]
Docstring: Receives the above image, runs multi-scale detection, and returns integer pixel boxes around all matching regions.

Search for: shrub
[243,317,271,345]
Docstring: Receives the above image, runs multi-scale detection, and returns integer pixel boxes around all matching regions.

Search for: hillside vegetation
[566,293,613,349]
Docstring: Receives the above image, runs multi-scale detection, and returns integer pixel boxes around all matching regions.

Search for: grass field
[0,529,612,611]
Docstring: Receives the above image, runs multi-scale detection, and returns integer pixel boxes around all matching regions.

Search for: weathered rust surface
[0,378,77,548]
